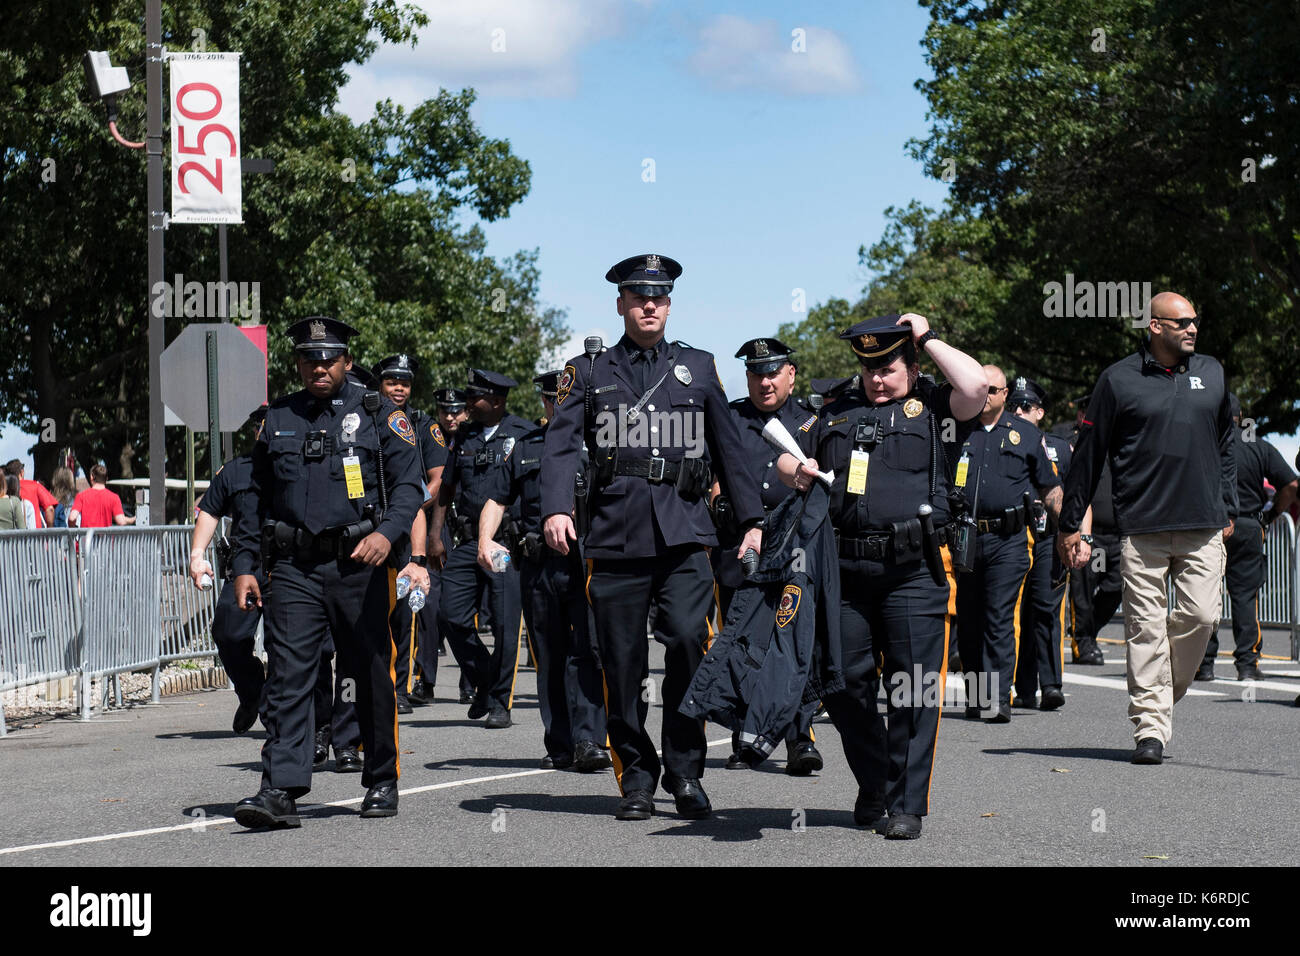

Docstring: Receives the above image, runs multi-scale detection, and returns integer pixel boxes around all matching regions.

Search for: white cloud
[689,15,862,95]
[338,0,635,119]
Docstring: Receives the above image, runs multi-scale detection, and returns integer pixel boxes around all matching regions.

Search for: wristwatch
[916,329,939,353]
[1079,534,1095,545]
[411,554,428,567]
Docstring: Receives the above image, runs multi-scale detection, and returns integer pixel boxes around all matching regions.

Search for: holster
[574,472,592,537]
[519,532,543,560]
[710,494,741,548]
[675,456,710,501]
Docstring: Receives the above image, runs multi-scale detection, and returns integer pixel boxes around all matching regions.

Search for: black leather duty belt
[837,523,953,561]
[614,456,684,483]
[975,506,1028,535]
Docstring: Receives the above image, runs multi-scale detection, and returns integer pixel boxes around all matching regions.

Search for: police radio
[951,457,980,573]
[362,390,388,516]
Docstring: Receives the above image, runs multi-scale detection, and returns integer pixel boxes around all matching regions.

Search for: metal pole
[206,331,221,481]
[218,223,235,463]
[186,426,195,516]
[146,0,166,525]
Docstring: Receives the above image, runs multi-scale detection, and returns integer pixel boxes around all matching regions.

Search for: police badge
[341,412,361,444]
[502,436,516,459]
[903,398,923,418]
[674,364,692,385]
[1008,429,1021,445]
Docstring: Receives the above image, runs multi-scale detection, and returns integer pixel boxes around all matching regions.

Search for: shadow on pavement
[982,746,1132,763]
[425,757,555,771]
[157,730,267,741]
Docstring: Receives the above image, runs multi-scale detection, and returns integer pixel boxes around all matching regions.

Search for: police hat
[1071,392,1092,410]
[735,338,796,375]
[1009,376,1048,408]
[287,316,358,360]
[811,374,860,402]
[606,253,682,298]
[466,368,517,397]
[374,353,418,382]
[839,314,911,365]
[434,388,467,412]
[534,369,563,398]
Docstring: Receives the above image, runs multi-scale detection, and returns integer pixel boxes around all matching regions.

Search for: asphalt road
[2,621,1297,867]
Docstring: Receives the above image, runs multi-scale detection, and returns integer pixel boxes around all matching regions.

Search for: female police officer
[779,312,986,839]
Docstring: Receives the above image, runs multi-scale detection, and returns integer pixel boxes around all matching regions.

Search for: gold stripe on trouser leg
[1009,533,1031,705]
[407,612,417,694]
[1056,574,1067,679]
[927,544,957,812]
[387,567,400,778]
[1068,583,1079,657]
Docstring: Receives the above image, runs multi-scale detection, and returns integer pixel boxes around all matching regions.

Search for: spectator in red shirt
[4,458,56,528]
[70,463,135,528]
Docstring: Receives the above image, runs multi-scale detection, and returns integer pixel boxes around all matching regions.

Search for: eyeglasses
[988,385,1007,394]
[1156,315,1199,330]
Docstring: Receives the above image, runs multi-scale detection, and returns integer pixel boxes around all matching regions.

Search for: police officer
[188,408,267,734]
[231,316,424,828]
[1060,394,1115,666]
[1009,377,1069,710]
[783,312,987,840]
[713,337,822,775]
[954,364,1062,722]
[476,370,611,771]
[435,388,470,438]
[1197,394,1297,681]
[428,369,533,729]
[372,354,449,710]
[541,254,764,821]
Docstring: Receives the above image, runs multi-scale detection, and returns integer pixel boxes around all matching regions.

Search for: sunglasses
[1156,315,1199,330]
[988,385,1008,394]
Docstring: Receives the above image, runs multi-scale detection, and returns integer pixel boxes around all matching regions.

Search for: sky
[5,0,1296,471]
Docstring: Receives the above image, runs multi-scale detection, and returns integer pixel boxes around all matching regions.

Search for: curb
[156,665,229,698]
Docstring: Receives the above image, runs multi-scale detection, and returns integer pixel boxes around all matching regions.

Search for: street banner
[168,52,241,224]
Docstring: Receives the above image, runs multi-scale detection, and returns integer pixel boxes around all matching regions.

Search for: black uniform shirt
[444,413,534,526]
[1235,428,1297,518]
[727,395,818,511]
[1061,345,1237,534]
[810,377,974,534]
[957,411,1060,517]
[232,379,424,575]
[406,407,449,476]
[483,424,550,536]
[199,455,252,520]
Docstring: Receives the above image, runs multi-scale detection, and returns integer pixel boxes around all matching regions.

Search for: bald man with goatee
[1058,292,1237,765]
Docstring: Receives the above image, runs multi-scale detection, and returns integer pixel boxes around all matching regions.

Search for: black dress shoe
[885,813,922,840]
[1073,639,1105,665]
[1040,687,1065,710]
[1012,695,1038,709]
[853,790,888,833]
[467,695,490,720]
[573,740,612,773]
[1194,663,1216,681]
[335,748,364,773]
[396,694,413,715]
[408,680,431,705]
[662,776,712,819]
[1132,738,1163,765]
[724,751,750,770]
[485,707,512,729]
[233,692,261,734]
[986,706,1012,723]
[785,742,823,776]
[459,691,474,705]
[234,788,300,829]
[360,784,399,818]
[1236,664,1261,682]
[540,753,573,770]
[964,706,982,720]
[615,789,655,821]
[313,730,330,770]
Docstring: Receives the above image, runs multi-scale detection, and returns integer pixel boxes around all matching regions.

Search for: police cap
[839,314,911,366]
[606,253,682,298]
[735,337,796,375]
[811,374,860,403]
[1009,376,1048,408]
[466,368,517,397]
[287,316,358,361]
[434,388,467,412]
[534,370,563,398]
[374,353,418,382]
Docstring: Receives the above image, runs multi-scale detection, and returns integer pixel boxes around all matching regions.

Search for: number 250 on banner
[169,51,242,224]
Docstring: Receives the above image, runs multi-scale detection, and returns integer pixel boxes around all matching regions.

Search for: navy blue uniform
[809,377,967,819]
[540,335,763,797]
[198,456,265,716]
[437,412,533,715]
[233,379,424,797]
[1015,429,1072,701]
[485,424,606,759]
[954,412,1061,713]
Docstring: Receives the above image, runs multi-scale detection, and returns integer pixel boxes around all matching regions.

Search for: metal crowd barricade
[0,530,84,736]
[158,527,219,671]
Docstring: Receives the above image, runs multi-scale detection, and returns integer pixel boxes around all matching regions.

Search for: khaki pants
[1120,529,1225,745]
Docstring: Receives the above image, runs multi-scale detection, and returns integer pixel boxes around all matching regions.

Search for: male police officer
[477,370,611,771]
[955,365,1062,722]
[540,254,763,821]
[435,388,470,438]
[231,316,424,827]
[713,337,822,775]
[429,369,533,728]
[1196,394,1297,681]
[783,313,987,839]
[1009,377,1070,710]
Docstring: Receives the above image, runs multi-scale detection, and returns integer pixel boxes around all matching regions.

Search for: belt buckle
[647,456,666,483]
[978,519,991,534]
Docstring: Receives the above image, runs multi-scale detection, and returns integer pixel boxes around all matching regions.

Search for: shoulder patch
[557,364,576,405]
[430,423,446,447]
[798,414,817,433]
[388,410,416,446]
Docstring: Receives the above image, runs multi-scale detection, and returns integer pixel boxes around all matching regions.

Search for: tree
[0,1,565,508]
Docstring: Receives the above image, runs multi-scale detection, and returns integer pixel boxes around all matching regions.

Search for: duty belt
[837,523,953,561]
[976,505,1029,535]
[265,520,374,560]
[615,456,683,483]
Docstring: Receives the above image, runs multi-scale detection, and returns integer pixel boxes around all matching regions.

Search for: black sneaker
[1132,738,1163,765]
[1194,663,1216,681]
[1236,663,1261,682]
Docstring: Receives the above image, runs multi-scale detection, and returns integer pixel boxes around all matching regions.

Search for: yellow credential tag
[343,455,365,500]
[847,449,869,495]
[955,453,970,489]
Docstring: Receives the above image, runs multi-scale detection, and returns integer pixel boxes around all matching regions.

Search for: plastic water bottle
[490,550,511,573]
[408,586,426,612]
[198,573,213,590]
[395,575,411,600]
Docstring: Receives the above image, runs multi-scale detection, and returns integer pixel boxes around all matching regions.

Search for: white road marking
[0,738,734,857]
